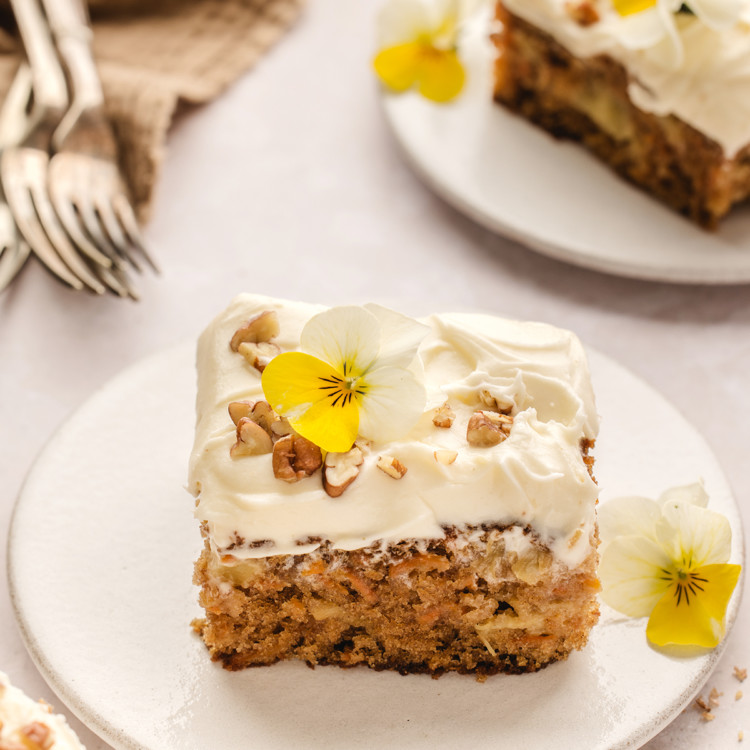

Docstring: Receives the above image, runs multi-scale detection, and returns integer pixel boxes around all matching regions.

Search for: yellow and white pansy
[373,0,470,102]
[261,305,428,453]
[599,482,741,648]
[608,0,744,67]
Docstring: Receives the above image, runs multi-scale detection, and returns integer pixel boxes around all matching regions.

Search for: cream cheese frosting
[189,294,600,568]
[0,671,86,750]
[500,0,750,157]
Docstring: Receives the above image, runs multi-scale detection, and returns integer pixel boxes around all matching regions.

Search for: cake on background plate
[493,0,750,228]
[0,671,85,750]
[189,294,600,676]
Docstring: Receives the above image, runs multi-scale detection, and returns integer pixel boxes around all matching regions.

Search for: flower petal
[429,0,460,49]
[357,366,427,444]
[261,351,360,452]
[377,0,432,47]
[374,43,423,93]
[261,351,338,419]
[364,303,429,370]
[686,0,743,29]
[656,501,733,568]
[613,0,658,16]
[301,306,380,377]
[646,563,742,647]
[290,394,360,453]
[610,4,673,51]
[599,535,673,617]
[416,48,465,102]
[598,495,661,546]
[658,481,708,509]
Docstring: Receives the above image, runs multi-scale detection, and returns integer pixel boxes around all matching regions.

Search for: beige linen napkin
[0,0,305,219]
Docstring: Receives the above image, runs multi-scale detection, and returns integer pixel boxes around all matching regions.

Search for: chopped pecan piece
[230,310,280,351]
[238,341,281,373]
[230,417,273,458]
[228,400,254,425]
[466,410,513,447]
[272,434,323,482]
[323,445,364,497]
[433,449,458,465]
[229,399,292,441]
[479,389,513,414]
[245,400,276,433]
[377,455,407,479]
[565,1,599,26]
[269,416,293,439]
[18,721,53,750]
[432,402,455,428]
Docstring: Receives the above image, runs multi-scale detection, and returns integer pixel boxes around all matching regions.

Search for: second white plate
[380,13,750,284]
[7,342,744,750]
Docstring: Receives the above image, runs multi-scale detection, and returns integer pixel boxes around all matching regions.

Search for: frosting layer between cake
[189,294,599,567]
[500,0,750,157]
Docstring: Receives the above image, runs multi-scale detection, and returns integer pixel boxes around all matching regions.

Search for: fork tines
[1,0,156,298]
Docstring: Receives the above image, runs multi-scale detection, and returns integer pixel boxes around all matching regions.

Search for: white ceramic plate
[7,342,744,750]
[380,12,750,284]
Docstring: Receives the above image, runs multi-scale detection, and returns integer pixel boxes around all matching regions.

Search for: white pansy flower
[262,305,428,453]
[599,482,741,648]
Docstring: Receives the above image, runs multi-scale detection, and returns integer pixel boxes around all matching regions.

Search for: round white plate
[7,342,744,750]
[380,12,750,284]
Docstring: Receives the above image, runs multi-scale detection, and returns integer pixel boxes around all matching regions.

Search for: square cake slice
[493,1,750,228]
[189,294,600,676]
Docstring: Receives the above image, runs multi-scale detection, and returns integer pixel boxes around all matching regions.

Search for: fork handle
[9,0,68,111]
[39,0,104,112]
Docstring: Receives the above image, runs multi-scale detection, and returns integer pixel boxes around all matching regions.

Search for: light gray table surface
[1,1,747,747]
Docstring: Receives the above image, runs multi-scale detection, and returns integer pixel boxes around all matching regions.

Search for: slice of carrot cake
[189,293,600,676]
[493,0,750,227]
[0,671,86,749]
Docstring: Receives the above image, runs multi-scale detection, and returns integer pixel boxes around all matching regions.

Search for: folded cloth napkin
[0,0,304,220]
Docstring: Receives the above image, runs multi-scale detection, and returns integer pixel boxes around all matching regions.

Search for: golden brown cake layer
[193,522,600,677]
[493,4,750,228]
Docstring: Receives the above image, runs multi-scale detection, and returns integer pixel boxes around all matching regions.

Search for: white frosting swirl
[0,672,86,750]
[500,0,750,156]
[189,295,600,568]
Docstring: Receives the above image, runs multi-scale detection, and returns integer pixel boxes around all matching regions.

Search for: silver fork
[2,0,110,293]
[0,64,33,292]
[41,0,157,279]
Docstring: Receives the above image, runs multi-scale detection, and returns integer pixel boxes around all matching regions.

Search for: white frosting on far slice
[189,294,600,568]
[0,671,86,750]
[500,0,750,157]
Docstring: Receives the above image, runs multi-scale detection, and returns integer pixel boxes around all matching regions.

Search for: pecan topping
[323,445,365,497]
[238,341,281,373]
[228,400,254,425]
[272,434,323,482]
[230,310,280,351]
[434,449,458,465]
[432,402,455,428]
[18,721,53,750]
[565,1,600,26]
[230,417,273,458]
[466,410,513,447]
[376,455,407,479]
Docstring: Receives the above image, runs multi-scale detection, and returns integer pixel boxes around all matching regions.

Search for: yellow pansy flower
[262,305,428,453]
[613,0,658,15]
[373,0,466,103]
[599,483,741,648]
